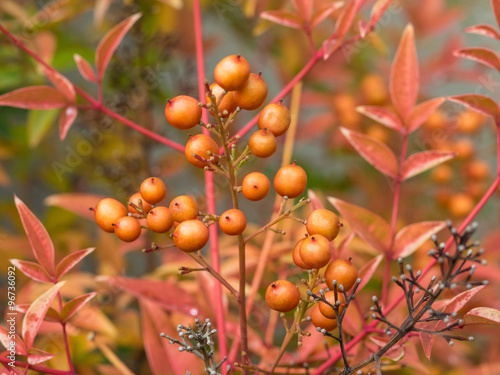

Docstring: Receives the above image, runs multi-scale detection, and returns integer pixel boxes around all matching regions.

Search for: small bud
[450,283,457,289]
[481,260,488,266]
[406,264,412,271]
[451,312,457,317]
[338,284,345,292]
[431,276,437,281]
[439,242,445,249]
[468,336,474,341]
[439,283,445,289]
[478,248,485,255]
[386,330,391,336]
[482,280,489,285]
[458,245,465,252]
[370,306,376,311]
[438,257,444,264]
[392,276,398,282]
[400,274,406,280]
[431,234,438,241]
[416,270,422,277]
[372,296,378,303]
[398,257,403,264]
[466,283,472,289]
[415,288,420,293]
[428,249,437,256]
[449,340,454,346]
[467,249,473,257]
[371,313,377,319]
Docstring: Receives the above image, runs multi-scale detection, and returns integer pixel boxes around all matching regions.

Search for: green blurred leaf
[27,109,59,148]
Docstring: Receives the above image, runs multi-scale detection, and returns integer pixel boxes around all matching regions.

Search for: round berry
[249,128,277,158]
[310,304,337,331]
[265,280,300,312]
[140,177,166,205]
[324,258,358,292]
[306,209,341,241]
[273,162,307,198]
[448,193,474,217]
[185,134,220,168]
[457,110,483,134]
[292,238,309,269]
[319,291,345,319]
[214,55,251,91]
[94,198,128,233]
[113,216,142,242]
[299,235,331,269]
[219,209,247,236]
[173,220,209,252]
[242,172,270,201]
[207,83,237,117]
[147,206,174,233]
[258,102,291,137]
[128,192,153,215]
[169,195,199,222]
[233,73,268,111]
[165,95,202,130]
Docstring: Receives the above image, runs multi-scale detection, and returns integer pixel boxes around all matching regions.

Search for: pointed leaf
[307,189,325,211]
[335,232,355,258]
[357,254,383,291]
[448,94,499,119]
[9,259,52,283]
[323,0,362,59]
[370,336,405,361]
[419,325,435,360]
[14,195,55,276]
[44,193,104,221]
[95,13,142,79]
[74,54,98,83]
[390,24,419,122]
[356,105,403,132]
[454,47,500,73]
[0,325,27,355]
[401,150,456,181]
[443,286,485,314]
[22,282,65,348]
[407,97,446,132]
[465,24,500,40]
[44,307,62,323]
[59,106,78,140]
[56,248,95,279]
[340,127,398,178]
[0,86,68,110]
[311,2,344,29]
[260,10,302,29]
[365,0,394,32]
[42,68,75,102]
[292,0,313,21]
[464,307,500,326]
[328,197,391,253]
[27,347,55,365]
[61,292,97,322]
[393,221,446,258]
[492,0,500,31]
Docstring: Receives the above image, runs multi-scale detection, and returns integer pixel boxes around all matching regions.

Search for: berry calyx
[219,208,247,236]
[265,280,300,312]
[242,172,270,201]
[214,55,251,91]
[324,258,358,292]
[233,73,268,111]
[310,304,337,331]
[165,95,202,130]
[273,162,307,198]
[128,192,153,215]
[147,206,174,233]
[169,195,199,222]
[140,177,167,205]
[173,220,209,252]
[94,198,128,233]
[299,234,331,269]
[319,291,345,319]
[248,128,277,158]
[257,102,291,137]
[185,134,220,168]
[113,216,142,242]
[292,238,309,269]
[207,83,237,117]
[306,209,341,241]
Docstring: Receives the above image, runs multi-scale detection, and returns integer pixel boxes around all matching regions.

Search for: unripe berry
[319,291,345,319]
[265,280,300,312]
[165,95,202,130]
[219,209,247,236]
[242,172,270,201]
[299,235,331,269]
[233,73,268,111]
[292,238,309,269]
[94,198,128,233]
[214,55,251,91]
[147,206,174,233]
[140,177,167,205]
[324,258,358,292]
[310,304,337,331]
[273,162,307,198]
[257,102,291,137]
[185,134,220,168]
[207,83,237,117]
[173,220,209,253]
[128,192,152,215]
[113,216,142,242]
[169,195,199,222]
[306,209,341,241]
[248,128,277,158]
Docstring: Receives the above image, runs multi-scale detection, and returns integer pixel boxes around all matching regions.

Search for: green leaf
[27,109,59,148]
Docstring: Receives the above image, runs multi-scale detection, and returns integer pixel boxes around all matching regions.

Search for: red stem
[0,357,73,375]
[57,293,75,373]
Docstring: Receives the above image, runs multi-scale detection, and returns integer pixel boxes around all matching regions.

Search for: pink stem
[0,357,73,375]
[57,293,75,373]
[192,0,228,369]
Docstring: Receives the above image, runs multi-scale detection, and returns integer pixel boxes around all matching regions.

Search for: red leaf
[443,286,485,314]
[61,293,97,322]
[454,47,500,73]
[14,195,55,276]
[419,325,435,360]
[9,259,52,283]
[407,97,446,132]
[0,86,68,110]
[464,307,500,326]
[0,326,27,355]
[393,221,446,258]
[328,197,391,253]
[370,336,405,361]
[340,127,398,178]
[311,2,344,29]
[292,0,313,21]
[74,54,98,83]
[323,0,362,59]
[448,94,499,119]
[27,347,55,365]
[335,232,355,258]
[390,24,419,122]
[356,105,403,132]
[42,68,75,102]
[307,189,325,211]
[95,13,142,80]
[492,0,500,31]
[44,193,104,221]
[22,282,65,348]
[58,106,78,140]
[401,150,456,181]
[465,24,500,40]
[357,254,384,291]
[56,248,95,279]
[363,0,395,36]
[260,10,303,29]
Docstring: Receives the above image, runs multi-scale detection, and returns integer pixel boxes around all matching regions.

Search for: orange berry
[310,304,337,331]
[366,125,389,144]
[448,193,474,217]
[456,110,483,134]
[324,258,358,292]
[463,159,490,181]
[233,73,268,111]
[273,162,307,198]
[185,134,220,168]
[249,128,277,158]
[292,238,309,269]
[165,95,202,130]
[466,181,487,199]
[140,177,167,205]
[299,235,331,269]
[265,280,300,312]
[214,55,251,91]
[219,209,247,236]
[147,206,174,233]
[453,139,475,160]
[431,165,453,184]
[94,198,128,233]
[360,74,388,105]
[207,83,237,117]
[113,216,142,242]
[306,209,341,241]
[242,172,270,201]
[173,220,209,252]
[423,110,446,131]
[169,195,199,222]
[128,192,153,215]
[257,102,291,137]
[319,291,345,319]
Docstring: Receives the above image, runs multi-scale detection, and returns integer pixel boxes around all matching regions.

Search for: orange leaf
[492,0,500,31]
[464,307,500,326]
[292,0,313,21]
[56,248,95,279]
[61,292,97,322]
[401,150,456,181]
[357,254,383,291]
[364,0,395,36]
[0,86,68,110]
[465,24,500,40]
[42,68,75,102]
[407,97,445,132]
[59,106,78,140]
[44,193,104,221]
[307,189,325,211]
[74,54,98,83]
[323,0,362,59]
[9,259,52,283]
[0,325,27,355]
[260,10,303,29]
[356,105,403,132]
[454,47,500,73]
[311,2,344,29]
[27,347,55,365]
[393,221,446,258]
[448,94,499,119]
